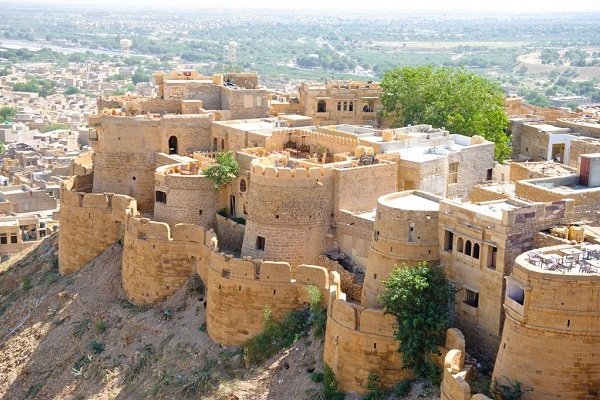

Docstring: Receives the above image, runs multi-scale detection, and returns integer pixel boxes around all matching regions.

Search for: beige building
[298,80,381,126]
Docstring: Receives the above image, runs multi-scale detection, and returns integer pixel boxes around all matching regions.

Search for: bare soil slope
[0,234,325,400]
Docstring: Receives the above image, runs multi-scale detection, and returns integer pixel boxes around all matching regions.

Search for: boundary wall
[121,215,207,304]
[58,188,136,275]
[323,284,407,392]
[492,247,600,399]
[241,163,334,265]
[205,252,329,346]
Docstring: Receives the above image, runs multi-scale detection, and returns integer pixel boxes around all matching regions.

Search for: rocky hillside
[0,234,328,400]
[0,234,440,400]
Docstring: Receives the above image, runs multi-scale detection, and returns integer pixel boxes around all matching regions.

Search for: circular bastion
[361,191,441,308]
[240,160,335,265]
[153,162,218,229]
[492,245,600,399]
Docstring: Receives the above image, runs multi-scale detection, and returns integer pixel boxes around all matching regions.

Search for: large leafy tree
[380,262,455,381]
[381,66,510,161]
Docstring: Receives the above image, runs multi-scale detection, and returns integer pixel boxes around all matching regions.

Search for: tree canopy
[379,262,455,382]
[381,66,510,161]
[203,151,240,191]
[0,106,17,123]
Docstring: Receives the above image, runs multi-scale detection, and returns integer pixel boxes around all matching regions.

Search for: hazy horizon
[4,0,600,13]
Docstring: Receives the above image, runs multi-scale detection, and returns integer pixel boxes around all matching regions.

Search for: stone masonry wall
[215,214,245,254]
[323,285,409,393]
[446,142,495,200]
[90,114,213,211]
[492,250,600,399]
[568,138,600,168]
[205,253,329,346]
[58,189,136,275]
[241,164,334,265]
[121,216,205,305]
[154,164,218,229]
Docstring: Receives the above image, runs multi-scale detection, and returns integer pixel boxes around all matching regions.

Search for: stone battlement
[60,189,137,216]
[250,162,332,180]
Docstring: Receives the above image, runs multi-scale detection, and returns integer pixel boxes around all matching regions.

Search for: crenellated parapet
[154,162,218,228]
[241,160,335,265]
[492,245,600,399]
[58,188,137,275]
[323,283,408,393]
[121,214,208,304]
[205,252,329,346]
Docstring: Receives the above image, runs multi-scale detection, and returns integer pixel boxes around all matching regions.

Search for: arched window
[343,101,348,111]
[349,101,354,112]
[473,243,480,259]
[213,138,218,151]
[239,179,247,193]
[168,136,178,155]
[337,102,341,111]
[465,240,472,256]
[457,238,464,253]
[317,100,327,113]
[221,138,225,150]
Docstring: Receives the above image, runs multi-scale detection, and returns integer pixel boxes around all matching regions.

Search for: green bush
[393,379,414,397]
[307,285,326,338]
[21,276,32,291]
[323,363,345,400]
[203,151,240,190]
[364,373,383,400]
[379,262,454,382]
[232,217,246,225]
[310,371,324,383]
[94,321,107,334]
[88,340,105,354]
[243,306,309,366]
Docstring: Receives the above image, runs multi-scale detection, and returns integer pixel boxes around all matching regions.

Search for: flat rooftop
[461,201,519,220]
[381,192,440,212]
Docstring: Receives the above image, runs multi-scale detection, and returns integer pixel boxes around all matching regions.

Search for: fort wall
[361,191,441,308]
[121,216,206,305]
[58,188,137,275]
[323,285,408,393]
[154,163,218,229]
[90,114,213,211]
[492,248,600,399]
[241,163,334,265]
[205,253,329,346]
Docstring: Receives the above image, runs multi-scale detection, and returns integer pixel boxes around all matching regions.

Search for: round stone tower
[361,191,441,308]
[240,160,334,265]
[492,245,600,399]
[153,162,218,229]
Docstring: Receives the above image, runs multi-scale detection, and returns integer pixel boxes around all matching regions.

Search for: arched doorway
[168,136,178,155]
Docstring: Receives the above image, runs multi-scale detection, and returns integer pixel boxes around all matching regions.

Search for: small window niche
[155,191,167,204]
[507,281,525,306]
[444,230,454,252]
[464,289,479,308]
[256,236,265,251]
[487,245,497,269]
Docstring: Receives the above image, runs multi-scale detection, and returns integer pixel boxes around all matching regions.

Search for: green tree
[381,66,510,160]
[0,106,17,123]
[132,69,151,84]
[203,151,240,190]
[379,262,455,382]
[64,86,80,95]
